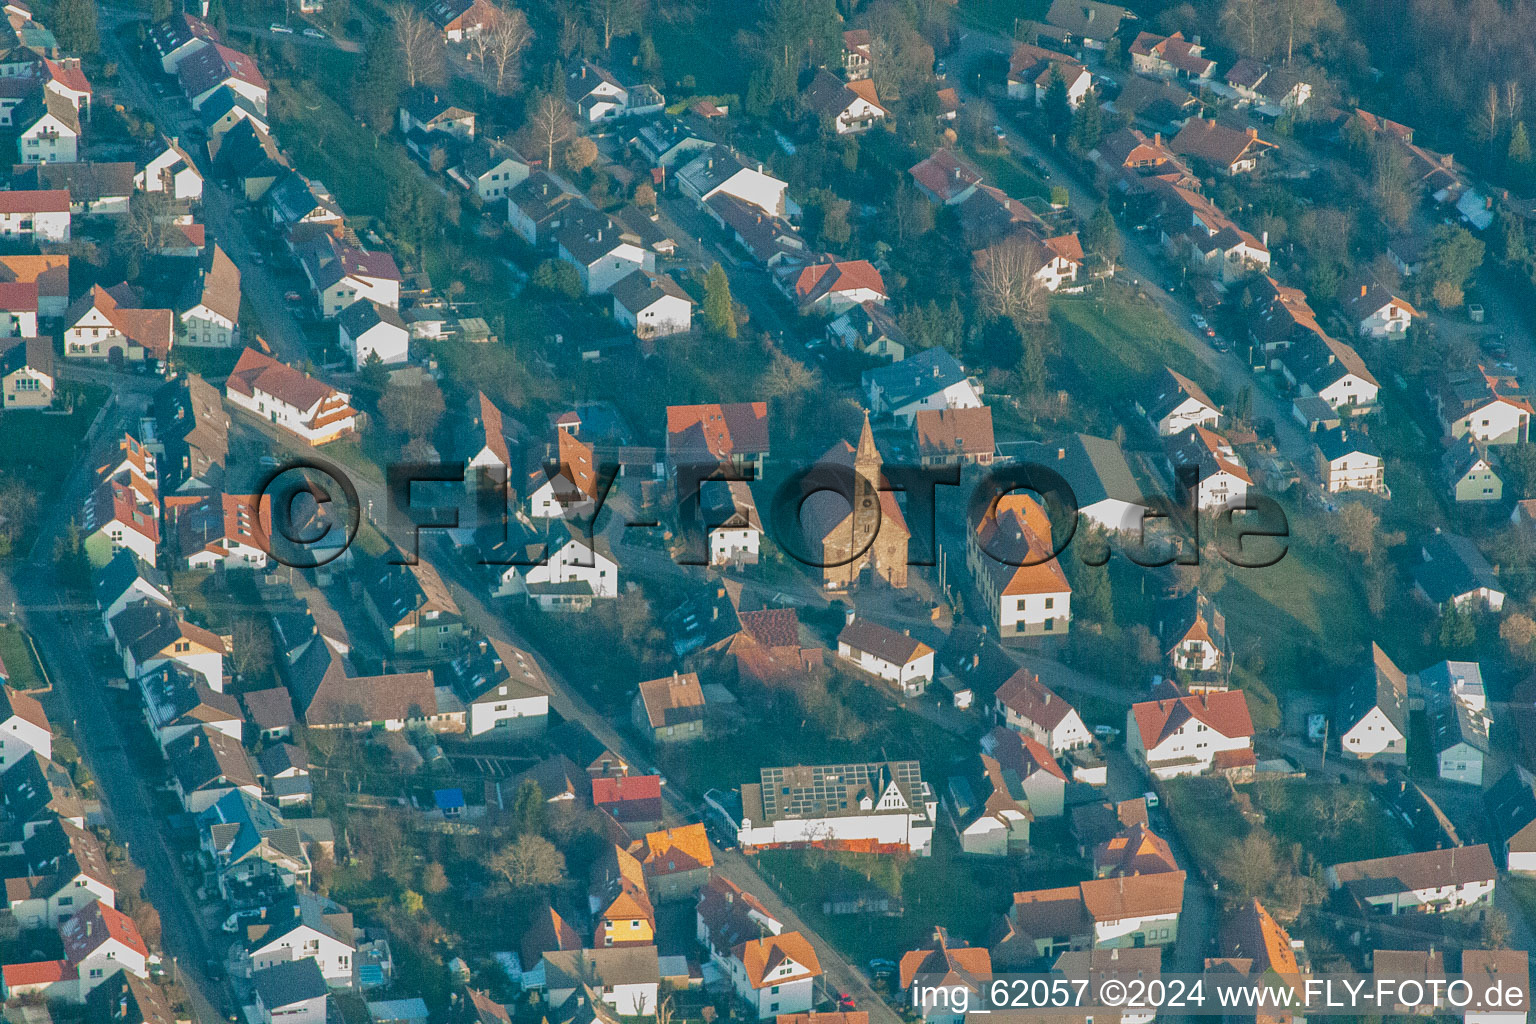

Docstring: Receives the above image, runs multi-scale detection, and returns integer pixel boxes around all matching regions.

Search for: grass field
[0,624,44,690]
[955,0,1047,36]
[1052,287,1216,406]
[967,147,1052,202]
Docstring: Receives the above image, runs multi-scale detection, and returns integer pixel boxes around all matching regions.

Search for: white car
[302,27,326,38]
[1142,791,1160,809]
[270,22,293,32]
[1092,724,1120,739]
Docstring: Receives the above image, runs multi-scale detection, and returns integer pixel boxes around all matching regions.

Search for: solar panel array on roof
[757,761,922,819]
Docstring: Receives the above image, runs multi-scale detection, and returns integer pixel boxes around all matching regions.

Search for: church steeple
[855,411,880,480]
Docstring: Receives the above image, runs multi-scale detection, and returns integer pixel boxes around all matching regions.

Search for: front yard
[0,624,44,690]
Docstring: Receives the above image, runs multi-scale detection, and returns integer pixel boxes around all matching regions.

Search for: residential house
[14,89,77,163]
[296,232,401,318]
[782,258,887,315]
[1156,589,1227,690]
[826,299,907,361]
[437,636,549,737]
[565,61,664,121]
[61,901,149,999]
[968,495,1073,638]
[209,119,286,202]
[177,492,271,569]
[709,193,806,268]
[1041,0,1132,50]
[1446,436,1502,503]
[1337,643,1408,764]
[137,661,241,752]
[524,426,600,520]
[485,520,619,611]
[63,285,173,365]
[424,0,497,40]
[841,29,873,79]
[676,149,789,218]
[592,774,664,835]
[862,348,981,424]
[447,137,528,202]
[135,137,203,200]
[197,84,268,139]
[728,932,821,1019]
[557,207,652,296]
[0,683,49,766]
[731,761,937,855]
[628,116,715,168]
[242,890,357,985]
[1164,425,1251,511]
[197,790,310,897]
[1170,118,1274,175]
[995,666,1093,752]
[1210,899,1304,1021]
[804,68,885,134]
[12,161,133,214]
[264,172,342,228]
[1325,845,1496,915]
[0,278,36,339]
[252,960,328,1024]
[111,603,225,690]
[980,725,1067,817]
[1128,31,1214,79]
[243,687,297,742]
[995,872,1185,963]
[337,299,409,369]
[148,12,219,73]
[665,401,770,476]
[1094,822,1178,878]
[1126,689,1255,779]
[1280,332,1380,412]
[0,335,51,408]
[1152,181,1270,283]
[397,87,476,140]
[224,347,358,445]
[611,269,692,339]
[84,972,174,1024]
[0,187,69,241]
[1488,767,1536,873]
[634,823,714,900]
[167,724,260,814]
[1,751,84,850]
[81,479,159,568]
[632,671,707,744]
[179,244,241,348]
[1139,366,1220,436]
[588,843,656,946]
[1462,951,1529,1024]
[954,184,1040,249]
[1413,531,1506,612]
[363,559,465,656]
[912,406,995,466]
[697,876,782,974]
[4,819,113,928]
[1433,700,1489,786]
[1048,433,1147,534]
[1341,273,1417,338]
[543,947,660,1016]
[908,149,983,206]
[150,373,230,495]
[1317,427,1385,494]
[1090,127,1196,197]
[899,927,990,1024]
[1420,659,1486,712]
[947,754,1032,857]
[506,172,582,246]
[1007,43,1092,106]
[257,742,312,809]
[701,479,762,566]
[178,42,267,112]
[837,618,935,697]
[95,551,172,635]
[1436,365,1532,445]
[800,419,911,590]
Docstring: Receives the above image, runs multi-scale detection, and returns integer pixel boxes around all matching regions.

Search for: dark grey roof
[198,84,267,128]
[610,269,690,315]
[1488,768,1536,853]
[258,742,309,777]
[94,549,169,609]
[1414,532,1502,604]
[253,958,327,1008]
[1316,426,1381,462]
[338,297,407,336]
[1432,699,1488,756]
[167,725,257,794]
[1338,643,1407,737]
[861,347,969,412]
[556,206,626,266]
[1053,433,1143,508]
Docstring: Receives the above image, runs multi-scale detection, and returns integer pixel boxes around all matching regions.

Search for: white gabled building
[1165,425,1251,511]
[224,348,358,446]
[1140,367,1221,437]
[836,618,935,697]
[1337,643,1408,765]
[61,901,150,1000]
[727,933,821,1019]
[611,269,692,339]
[0,188,69,241]
[486,521,619,611]
[242,892,357,987]
[337,298,409,369]
[0,683,51,767]
[993,669,1091,755]
[1126,687,1255,780]
[555,207,651,296]
[732,760,937,855]
[676,149,789,219]
[1325,845,1496,915]
[136,137,204,200]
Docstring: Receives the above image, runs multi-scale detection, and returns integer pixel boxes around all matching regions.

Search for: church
[800,416,910,590]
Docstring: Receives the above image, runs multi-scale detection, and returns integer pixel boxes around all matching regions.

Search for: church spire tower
[855,411,881,483]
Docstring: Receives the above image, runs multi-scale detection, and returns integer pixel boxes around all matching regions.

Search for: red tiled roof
[592,774,662,804]
[1131,690,1254,747]
[0,188,68,214]
[2,960,75,987]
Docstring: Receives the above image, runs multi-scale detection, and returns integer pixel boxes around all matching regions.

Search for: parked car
[1211,334,1230,352]
[1469,303,1485,323]
[1142,791,1160,809]
[934,59,947,78]
[992,124,1006,141]
[1092,724,1120,739]
[1190,313,1209,332]
[302,26,326,38]
[837,994,857,1010]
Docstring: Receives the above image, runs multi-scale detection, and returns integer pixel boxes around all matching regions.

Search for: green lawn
[0,385,108,554]
[1162,776,1248,879]
[955,0,1047,36]
[1242,779,1409,864]
[1506,875,1536,937]
[967,147,1051,202]
[651,18,747,97]
[0,624,44,690]
[1051,288,1216,406]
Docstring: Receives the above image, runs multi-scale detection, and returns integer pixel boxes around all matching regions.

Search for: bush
[531,259,582,299]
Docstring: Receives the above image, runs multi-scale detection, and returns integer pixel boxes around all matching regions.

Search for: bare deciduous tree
[391,2,442,89]
[975,236,1050,326]
[485,5,532,93]
[527,91,575,170]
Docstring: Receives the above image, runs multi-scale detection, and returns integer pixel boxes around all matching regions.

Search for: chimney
[1261,230,1268,247]
[1247,126,1258,139]
[192,732,201,747]
[1361,283,1368,297]
[1153,132,1161,146]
